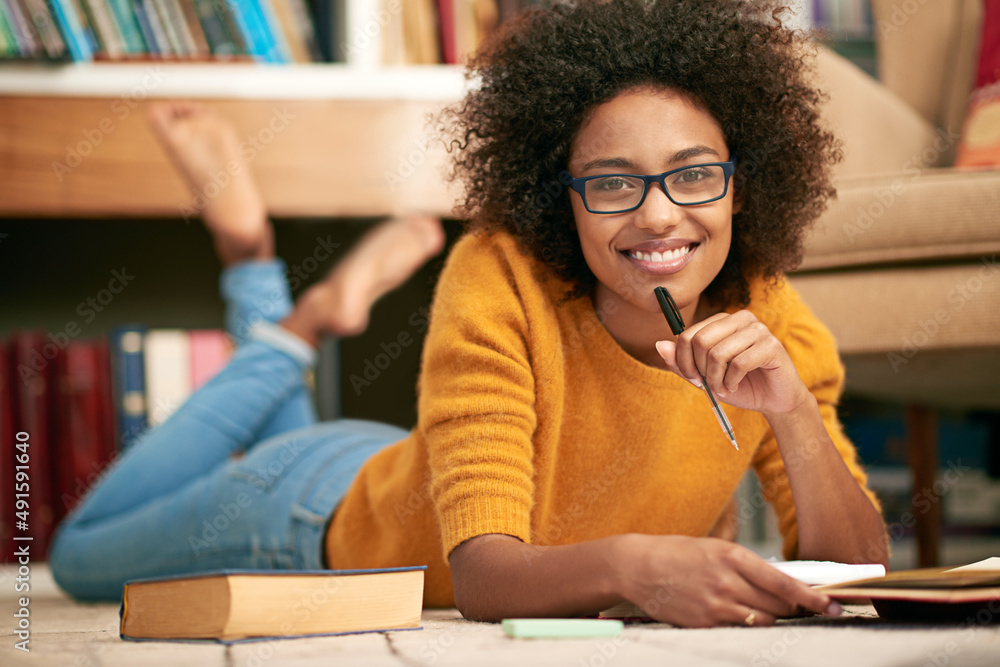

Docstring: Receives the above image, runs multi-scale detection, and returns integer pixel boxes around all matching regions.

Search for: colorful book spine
[47,0,95,60]
[211,0,249,57]
[228,0,281,63]
[68,0,99,53]
[436,0,456,65]
[192,0,235,57]
[110,325,148,452]
[149,0,184,56]
[129,0,159,55]
[143,329,192,428]
[188,329,231,391]
[3,0,43,57]
[138,0,172,56]
[80,0,126,58]
[176,0,210,57]
[0,1,20,57]
[160,0,198,57]
[257,0,291,63]
[22,0,67,58]
[285,0,320,62]
[53,339,115,521]
[106,0,148,54]
[8,332,57,559]
[0,339,14,563]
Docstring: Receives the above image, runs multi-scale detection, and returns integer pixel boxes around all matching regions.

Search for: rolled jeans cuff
[249,321,317,368]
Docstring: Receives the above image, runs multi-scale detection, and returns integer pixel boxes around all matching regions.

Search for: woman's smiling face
[567,86,738,319]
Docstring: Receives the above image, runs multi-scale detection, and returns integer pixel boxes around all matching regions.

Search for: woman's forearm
[764,394,889,567]
[449,533,625,622]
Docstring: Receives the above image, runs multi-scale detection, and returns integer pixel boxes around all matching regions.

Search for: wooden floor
[2,564,999,666]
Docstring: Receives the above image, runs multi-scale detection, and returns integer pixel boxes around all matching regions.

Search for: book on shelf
[0,326,231,562]
[0,0,527,64]
[52,337,116,521]
[119,566,426,642]
[809,0,874,39]
[109,325,148,451]
[6,332,58,559]
[143,328,231,427]
[0,338,14,563]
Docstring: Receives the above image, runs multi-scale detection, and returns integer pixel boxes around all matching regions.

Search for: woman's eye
[598,177,629,191]
[676,168,709,183]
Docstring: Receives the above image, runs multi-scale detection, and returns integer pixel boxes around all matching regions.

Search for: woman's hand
[655,310,809,416]
[614,534,840,627]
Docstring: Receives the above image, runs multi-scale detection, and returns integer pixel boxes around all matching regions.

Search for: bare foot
[282,216,446,344]
[147,101,272,265]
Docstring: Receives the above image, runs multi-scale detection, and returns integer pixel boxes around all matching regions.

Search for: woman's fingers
[734,555,839,618]
[672,311,751,389]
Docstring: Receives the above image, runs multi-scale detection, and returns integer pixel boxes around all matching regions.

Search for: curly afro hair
[441,0,841,307]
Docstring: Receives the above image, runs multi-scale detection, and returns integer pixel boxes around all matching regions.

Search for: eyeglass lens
[584,165,727,211]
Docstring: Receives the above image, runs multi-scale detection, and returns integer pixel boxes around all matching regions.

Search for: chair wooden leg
[905,404,940,568]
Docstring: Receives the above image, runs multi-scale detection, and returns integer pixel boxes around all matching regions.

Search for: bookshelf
[0,64,467,218]
[0,62,469,432]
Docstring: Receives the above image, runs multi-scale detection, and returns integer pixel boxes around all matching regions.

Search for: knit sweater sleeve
[750,280,882,560]
[418,233,539,561]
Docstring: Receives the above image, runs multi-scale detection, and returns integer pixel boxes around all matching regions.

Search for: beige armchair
[789,0,1000,566]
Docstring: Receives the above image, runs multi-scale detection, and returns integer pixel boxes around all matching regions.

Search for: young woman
[51,0,888,629]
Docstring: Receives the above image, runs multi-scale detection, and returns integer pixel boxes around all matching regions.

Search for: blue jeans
[49,260,408,601]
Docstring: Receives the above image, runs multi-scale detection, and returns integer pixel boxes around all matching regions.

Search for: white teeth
[628,245,691,262]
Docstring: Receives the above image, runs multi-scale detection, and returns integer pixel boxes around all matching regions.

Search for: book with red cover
[52,339,116,521]
[436,0,456,64]
[7,331,57,559]
[0,339,14,562]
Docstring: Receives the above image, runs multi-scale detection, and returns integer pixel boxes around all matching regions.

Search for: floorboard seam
[384,632,422,667]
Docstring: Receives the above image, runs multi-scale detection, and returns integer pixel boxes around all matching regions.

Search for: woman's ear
[731,187,744,215]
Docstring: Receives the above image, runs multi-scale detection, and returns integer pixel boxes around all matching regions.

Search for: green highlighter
[501,618,624,639]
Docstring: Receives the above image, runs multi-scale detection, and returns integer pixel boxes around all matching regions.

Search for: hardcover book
[120,567,426,642]
[818,557,1000,621]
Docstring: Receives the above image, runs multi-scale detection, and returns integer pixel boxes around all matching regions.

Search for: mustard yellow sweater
[325,231,878,607]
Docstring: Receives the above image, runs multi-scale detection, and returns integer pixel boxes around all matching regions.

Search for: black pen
[654,286,739,451]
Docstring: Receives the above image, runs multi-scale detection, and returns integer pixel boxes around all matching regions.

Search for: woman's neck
[591,284,721,367]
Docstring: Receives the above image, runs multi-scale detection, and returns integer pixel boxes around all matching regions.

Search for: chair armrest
[799,168,1000,271]
[813,47,941,180]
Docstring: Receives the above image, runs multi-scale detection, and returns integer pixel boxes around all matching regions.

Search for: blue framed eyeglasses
[566,158,737,214]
